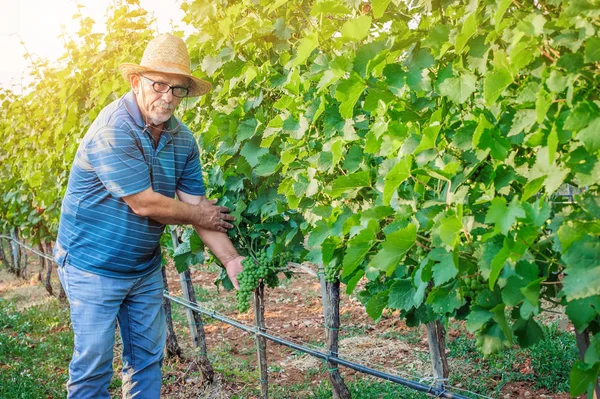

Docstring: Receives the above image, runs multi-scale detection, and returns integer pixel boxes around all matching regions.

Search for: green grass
[0,279,579,399]
[447,322,577,395]
[0,298,72,399]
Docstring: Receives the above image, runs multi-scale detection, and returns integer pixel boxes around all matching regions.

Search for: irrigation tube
[164,292,472,399]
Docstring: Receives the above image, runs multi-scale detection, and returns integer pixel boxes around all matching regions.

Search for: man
[54,33,244,398]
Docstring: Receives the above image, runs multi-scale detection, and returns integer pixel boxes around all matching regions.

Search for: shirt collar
[123,90,181,134]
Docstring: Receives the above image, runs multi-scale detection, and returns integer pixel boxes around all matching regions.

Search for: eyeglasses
[140,75,189,98]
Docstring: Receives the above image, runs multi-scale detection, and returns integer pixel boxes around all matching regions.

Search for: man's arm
[176,190,244,289]
[122,187,234,232]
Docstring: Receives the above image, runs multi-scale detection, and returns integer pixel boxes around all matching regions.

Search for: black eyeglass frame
[139,75,190,98]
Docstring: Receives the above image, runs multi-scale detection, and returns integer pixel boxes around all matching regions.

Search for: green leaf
[584,37,600,63]
[388,279,416,311]
[330,170,371,198]
[236,119,258,142]
[566,297,600,332]
[564,101,599,132]
[466,307,493,333]
[562,236,600,301]
[522,197,551,227]
[240,139,269,167]
[502,261,540,306]
[521,175,546,202]
[310,0,351,15]
[427,283,464,314]
[585,334,600,364]
[341,15,372,42]
[508,109,536,137]
[437,215,463,248]
[477,322,511,355]
[578,118,600,153]
[308,219,331,248]
[383,155,412,205]
[429,248,458,286]
[495,0,512,28]
[484,66,512,106]
[546,70,567,93]
[341,220,379,278]
[535,88,553,124]
[335,73,367,119]
[570,361,600,397]
[254,153,280,176]
[455,12,477,55]
[369,223,417,276]
[346,269,364,295]
[291,31,318,67]
[371,0,391,18]
[366,291,390,321]
[438,73,477,104]
[485,197,525,235]
[513,317,544,348]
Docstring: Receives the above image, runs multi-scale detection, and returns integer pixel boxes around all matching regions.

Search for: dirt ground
[0,261,577,399]
[161,265,575,399]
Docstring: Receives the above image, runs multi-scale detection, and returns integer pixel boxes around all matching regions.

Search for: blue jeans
[58,263,166,399]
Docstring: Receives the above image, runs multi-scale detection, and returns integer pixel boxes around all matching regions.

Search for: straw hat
[119,33,211,97]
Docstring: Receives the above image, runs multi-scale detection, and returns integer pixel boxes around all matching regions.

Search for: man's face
[131,72,189,126]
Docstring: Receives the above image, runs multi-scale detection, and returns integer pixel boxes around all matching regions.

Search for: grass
[0,298,72,399]
[0,259,580,399]
[447,322,577,395]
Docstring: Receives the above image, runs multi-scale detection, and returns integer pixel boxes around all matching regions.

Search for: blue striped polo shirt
[54,90,206,278]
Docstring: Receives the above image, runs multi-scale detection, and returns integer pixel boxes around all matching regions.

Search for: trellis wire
[165,292,480,399]
[2,235,493,399]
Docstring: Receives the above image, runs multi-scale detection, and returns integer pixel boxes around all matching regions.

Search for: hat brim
[119,63,212,97]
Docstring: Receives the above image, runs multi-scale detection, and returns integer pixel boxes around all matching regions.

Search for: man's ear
[130,74,141,94]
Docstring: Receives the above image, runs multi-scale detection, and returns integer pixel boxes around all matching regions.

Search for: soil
[0,258,580,399]
[160,265,577,399]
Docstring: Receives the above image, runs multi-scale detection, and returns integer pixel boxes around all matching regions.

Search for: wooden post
[0,236,7,266]
[170,229,214,382]
[325,281,351,399]
[161,266,182,359]
[575,329,600,399]
[254,281,268,398]
[182,269,214,382]
[11,229,20,276]
[37,243,44,282]
[426,320,449,389]
[43,242,54,296]
[318,265,329,322]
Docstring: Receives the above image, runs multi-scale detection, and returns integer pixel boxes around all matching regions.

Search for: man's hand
[223,255,244,290]
[195,198,235,232]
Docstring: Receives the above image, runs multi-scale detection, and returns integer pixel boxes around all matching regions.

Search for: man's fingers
[208,198,218,205]
[218,206,231,213]
[220,221,234,229]
[220,213,235,222]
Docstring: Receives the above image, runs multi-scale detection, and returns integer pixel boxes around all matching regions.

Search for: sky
[0,0,191,90]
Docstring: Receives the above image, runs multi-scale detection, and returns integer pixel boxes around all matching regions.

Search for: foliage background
[1,0,598,395]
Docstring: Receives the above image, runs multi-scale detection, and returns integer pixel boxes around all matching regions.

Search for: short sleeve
[177,138,206,196]
[86,127,152,198]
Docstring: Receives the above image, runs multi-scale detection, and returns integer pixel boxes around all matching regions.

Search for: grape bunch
[462,275,486,299]
[236,256,267,312]
[324,262,341,283]
[235,249,300,312]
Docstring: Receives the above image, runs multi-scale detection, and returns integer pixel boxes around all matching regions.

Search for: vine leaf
[562,236,600,301]
[329,170,371,198]
[369,223,416,276]
[335,73,367,119]
[438,73,477,104]
[382,155,412,205]
[485,197,525,235]
[513,317,544,348]
[341,15,372,42]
